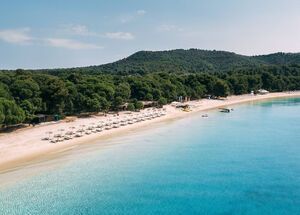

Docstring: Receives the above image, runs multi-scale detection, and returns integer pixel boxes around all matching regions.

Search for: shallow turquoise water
[0,98,300,215]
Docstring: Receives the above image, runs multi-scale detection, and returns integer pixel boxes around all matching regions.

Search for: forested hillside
[252,52,300,65]
[90,49,261,74]
[81,49,300,75]
[1,49,300,127]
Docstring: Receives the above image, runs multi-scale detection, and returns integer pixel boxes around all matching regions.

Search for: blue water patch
[0,98,300,215]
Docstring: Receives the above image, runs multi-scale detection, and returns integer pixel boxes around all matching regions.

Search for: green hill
[85,49,300,74]
[3,49,300,75]
[90,49,263,74]
[252,52,300,65]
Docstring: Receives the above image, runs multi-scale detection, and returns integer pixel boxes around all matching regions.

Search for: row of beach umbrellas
[42,109,167,143]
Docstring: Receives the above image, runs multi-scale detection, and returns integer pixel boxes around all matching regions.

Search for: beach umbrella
[58,129,65,136]
[79,125,86,134]
[66,131,73,135]
[68,126,76,134]
[46,131,53,139]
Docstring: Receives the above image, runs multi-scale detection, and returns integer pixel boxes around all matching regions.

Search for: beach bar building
[257,89,269,95]
[141,101,157,108]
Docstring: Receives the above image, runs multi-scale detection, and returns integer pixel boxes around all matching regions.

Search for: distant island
[0,49,300,128]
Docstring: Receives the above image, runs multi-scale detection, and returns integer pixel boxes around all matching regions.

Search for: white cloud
[45,38,102,50]
[0,28,32,44]
[137,10,146,15]
[104,32,135,40]
[158,24,184,32]
[63,24,97,36]
[0,27,103,50]
[120,16,133,24]
[120,10,146,23]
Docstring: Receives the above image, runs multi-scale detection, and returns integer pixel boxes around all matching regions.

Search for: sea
[0,97,299,215]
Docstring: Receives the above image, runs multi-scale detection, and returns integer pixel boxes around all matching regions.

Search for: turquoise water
[0,98,300,215]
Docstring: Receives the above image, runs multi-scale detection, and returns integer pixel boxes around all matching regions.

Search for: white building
[257,89,269,95]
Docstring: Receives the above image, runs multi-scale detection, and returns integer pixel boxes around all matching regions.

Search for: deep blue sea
[0,98,300,215]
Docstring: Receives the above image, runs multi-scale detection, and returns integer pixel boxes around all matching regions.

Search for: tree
[134,101,144,110]
[213,80,230,97]
[194,85,205,99]
[94,83,115,101]
[115,83,131,100]
[20,100,35,121]
[10,79,40,101]
[127,103,135,111]
[64,81,78,114]
[39,77,68,114]
[0,102,4,125]
[145,93,153,101]
[247,75,262,91]
[67,73,83,84]
[10,79,42,114]
[158,97,167,107]
[261,72,275,90]
[0,98,25,127]
[0,83,11,99]
[152,89,162,100]
[129,79,151,100]
[86,97,100,112]
[227,76,248,95]
[98,96,110,112]
[0,74,12,85]
[112,96,123,111]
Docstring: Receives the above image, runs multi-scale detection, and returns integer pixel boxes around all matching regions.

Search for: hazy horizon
[1,0,300,69]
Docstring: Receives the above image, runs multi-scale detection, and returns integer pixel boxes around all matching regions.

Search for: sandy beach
[1,91,300,173]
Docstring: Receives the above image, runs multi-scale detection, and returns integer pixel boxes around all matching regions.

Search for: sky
[0,0,300,69]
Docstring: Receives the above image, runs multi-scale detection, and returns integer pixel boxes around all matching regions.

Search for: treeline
[77,49,300,75]
[1,64,300,127]
[17,50,300,76]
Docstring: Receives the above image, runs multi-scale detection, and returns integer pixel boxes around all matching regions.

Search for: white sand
[0,91,299,172]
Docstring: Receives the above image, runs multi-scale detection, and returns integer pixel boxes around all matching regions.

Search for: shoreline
[1,91,300,173]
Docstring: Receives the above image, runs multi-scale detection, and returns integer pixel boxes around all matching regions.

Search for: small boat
[202,114,208,118]
[182,107,191,112]
[220,108,230,113]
